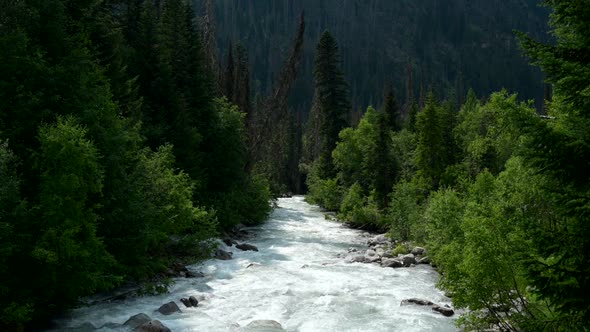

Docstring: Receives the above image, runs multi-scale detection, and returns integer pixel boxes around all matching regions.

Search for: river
[50,196,458,332]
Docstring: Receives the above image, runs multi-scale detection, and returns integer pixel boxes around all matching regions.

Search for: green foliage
[306,162,342,211]
[388,179,426,242]
[205,98,272,228]
[516,2,590,326]
[340,182,365,220]
[0,1,271,328]
[391,243,411,256]
[35,116,117,316]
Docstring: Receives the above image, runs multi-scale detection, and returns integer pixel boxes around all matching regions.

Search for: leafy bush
[391,243,410,256]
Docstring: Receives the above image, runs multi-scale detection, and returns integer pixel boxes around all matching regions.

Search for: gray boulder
[401,298,434,306]
[157,301,181,315]
[402,253,415,267]
[411,246,426,255]
[137,320,171,332]
[180,298,192,308]
[365,249,377,257]
[432,305,455,317]
[417,256,431,264]
[368,234,390,246]
[189,295,199,307]
[123,313,151,329]
[214,249,233,260]
[236,243,259,252]
[381,258,403,268]
[346,255,367,263]
[365,255,381,263]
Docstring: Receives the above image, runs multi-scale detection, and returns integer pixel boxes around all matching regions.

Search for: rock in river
[214,248,233,260]
[123,313,151,329]
[137,320,171,332]
[157,301,181,315]
[236,243,259,251]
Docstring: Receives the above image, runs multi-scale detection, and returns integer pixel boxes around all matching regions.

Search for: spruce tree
[313,30,350,178]
[517,0,590,326]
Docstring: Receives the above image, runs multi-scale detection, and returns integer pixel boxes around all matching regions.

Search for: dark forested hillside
[198,0,549,114]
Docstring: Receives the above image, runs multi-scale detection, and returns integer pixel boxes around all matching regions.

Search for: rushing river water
[51,196,458,332]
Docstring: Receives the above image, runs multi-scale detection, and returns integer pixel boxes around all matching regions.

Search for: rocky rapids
[48,196,459,332]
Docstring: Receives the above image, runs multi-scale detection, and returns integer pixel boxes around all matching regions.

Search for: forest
[0,0,588,331]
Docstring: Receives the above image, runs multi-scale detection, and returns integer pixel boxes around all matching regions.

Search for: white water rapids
[50,196,458,332]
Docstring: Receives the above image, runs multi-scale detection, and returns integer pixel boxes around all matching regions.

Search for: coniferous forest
[1,0,589,331]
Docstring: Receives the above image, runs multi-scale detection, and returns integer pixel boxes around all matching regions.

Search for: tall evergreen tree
[516,0,590,326]
[313,30,350,178]
[415,92,445,189]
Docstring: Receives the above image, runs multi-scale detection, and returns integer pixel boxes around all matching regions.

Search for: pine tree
[224,42,235,101]
[313,30,350,178]
[516,0,590,326]
[415,92,445,189]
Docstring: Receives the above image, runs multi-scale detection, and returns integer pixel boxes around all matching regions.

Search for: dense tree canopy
[0,0,271,329]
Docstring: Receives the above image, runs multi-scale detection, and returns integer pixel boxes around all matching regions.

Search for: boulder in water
[180,298,192,308]
[123,313,151,329]
[365,254,381,263]
[346,255,367,263]
[157,301,181,315]
[401,253,415,267]
[137,320,171,332]
[432,304,455,317]
[401,298,434,306]
[214,249,233,260]
[189,295,199,307]
[236,243,259,252]
[222,238,234,246]
[381,258,403,268]
[245,320,285,331]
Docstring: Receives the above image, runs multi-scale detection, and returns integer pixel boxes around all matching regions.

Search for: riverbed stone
[402,253,415,267]
[365,249,377,256]
[365,254,381,263]
[411,246,426,255]
[137,320,171,332]
[417,256,431,264]
[123,313,151,329]
[432,305,455,317]
[214,248,233,260]
[189,296,199,307]
[236,243,259,251]
[245,320,285,331]
[381,258,403,268]
[180,298,192,308]
[222,238,234,246]
[401,298,434,306]
[367,234,390,246]
[346,255,367,263]
[157,301,181,315]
